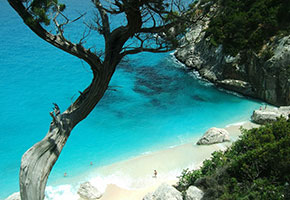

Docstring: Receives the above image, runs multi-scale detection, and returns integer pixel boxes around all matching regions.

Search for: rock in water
[197,127,230,145]
[5,192,20,200]
[185,186,204,200]
[77,182,102,200]
[251,106,290,124]
[143,183,182,200]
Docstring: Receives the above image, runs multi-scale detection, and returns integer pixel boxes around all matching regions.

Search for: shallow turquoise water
[0,1,262,199]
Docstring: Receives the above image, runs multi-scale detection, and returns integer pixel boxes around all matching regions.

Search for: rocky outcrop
[185,186,204,200]
[143,183,182,200]
[175,0,290,106]
[197,127,230,145]
[251,106,290,124]
[77,182,102,200]
[5,192,20,200]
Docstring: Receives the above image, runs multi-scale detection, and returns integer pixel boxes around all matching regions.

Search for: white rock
[278,106,290,118]
[251,110,280,124]
[143,192,154,200]
[197,127,230,145]
[185,186,204,200]
[5,192,20,200]
[143,183,182,200]
[77,182,102,200]
[251,106,290,124]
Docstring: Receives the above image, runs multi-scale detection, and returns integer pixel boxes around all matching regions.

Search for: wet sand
[87,121,259,200]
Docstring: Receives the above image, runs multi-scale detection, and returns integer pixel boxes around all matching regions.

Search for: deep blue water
[0,1,262,199]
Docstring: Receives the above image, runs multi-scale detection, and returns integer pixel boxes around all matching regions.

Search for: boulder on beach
[185,186,204,200]
[197,127,230,145]
[251,109,280,124]
[143,183,182,200]
[77,181,102,200]
[5,192,20,200]
[251,106,290,124]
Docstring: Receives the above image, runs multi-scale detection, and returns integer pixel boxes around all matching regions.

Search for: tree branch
[121,46,174,57]
[92,0,111,40]
[8,0,102,73]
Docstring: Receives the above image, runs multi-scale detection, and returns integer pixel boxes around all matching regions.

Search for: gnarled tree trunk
[19,119,71,200]
[8,0,184,199]
[19,66,116,200]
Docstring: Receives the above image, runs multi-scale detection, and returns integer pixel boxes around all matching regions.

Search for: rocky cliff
[175,1,290,106]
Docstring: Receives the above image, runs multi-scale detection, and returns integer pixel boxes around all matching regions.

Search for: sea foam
[45,185,78,200]
[225,121,248,128]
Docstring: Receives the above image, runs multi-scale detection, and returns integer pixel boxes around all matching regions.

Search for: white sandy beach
[5,121,260,200]
[85,121,260,200]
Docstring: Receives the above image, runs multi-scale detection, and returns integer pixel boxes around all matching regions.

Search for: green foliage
[25,0,66,25]
[177,168,203,191]
[177,117,290,199]
[205,0,290,56]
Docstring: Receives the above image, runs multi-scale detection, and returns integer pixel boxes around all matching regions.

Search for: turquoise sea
[0,1,262,199]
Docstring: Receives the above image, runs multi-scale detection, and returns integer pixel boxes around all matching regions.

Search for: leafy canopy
[205,0,290,55]
[22,0,65,25]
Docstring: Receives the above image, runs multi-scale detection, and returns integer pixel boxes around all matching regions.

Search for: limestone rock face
[251,109,281,124]
[251,106,290,124]
[143,183,182,200]
[185,186,204,200]
[217,79,253,96]
[77,182,102,200]
[5,192,20,200]
[143,193,154,200]
[279,106,290,117]
[197,127,230,145]
[175,1,290,106]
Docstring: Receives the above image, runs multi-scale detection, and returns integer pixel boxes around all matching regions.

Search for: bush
[205,0,290,56]
[177,117,290,199]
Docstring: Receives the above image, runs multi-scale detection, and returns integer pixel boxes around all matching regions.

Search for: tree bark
[19,121,71,200]
[8,1,181,199]
[19,65,116,200]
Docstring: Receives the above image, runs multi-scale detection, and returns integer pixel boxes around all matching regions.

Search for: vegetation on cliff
[204,0,290,56]
[177,117,290,199]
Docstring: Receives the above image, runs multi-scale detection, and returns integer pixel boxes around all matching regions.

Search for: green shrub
[204,0,290,56]
[177,117,290,199]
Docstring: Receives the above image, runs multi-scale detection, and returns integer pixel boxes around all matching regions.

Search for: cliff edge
[175,0,290,106]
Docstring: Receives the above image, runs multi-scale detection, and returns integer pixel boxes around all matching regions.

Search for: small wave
[169,52,215,88]
[142,151,153,155]
[45,185,78,200]
[43,175,133,200]
[217,87,243,98]
[188,71,201,79]
[89,174,135,191]
[187,71,214,87]
[225,121,247,128]
[169,52,188,69]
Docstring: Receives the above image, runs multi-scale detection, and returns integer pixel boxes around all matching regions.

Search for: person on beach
[153,170,157,178]
[64,172,67,177]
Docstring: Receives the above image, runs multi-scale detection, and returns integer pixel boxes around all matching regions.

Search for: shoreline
[5,120,260,200]
[41,120,259,200]
[95,120,259,200]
